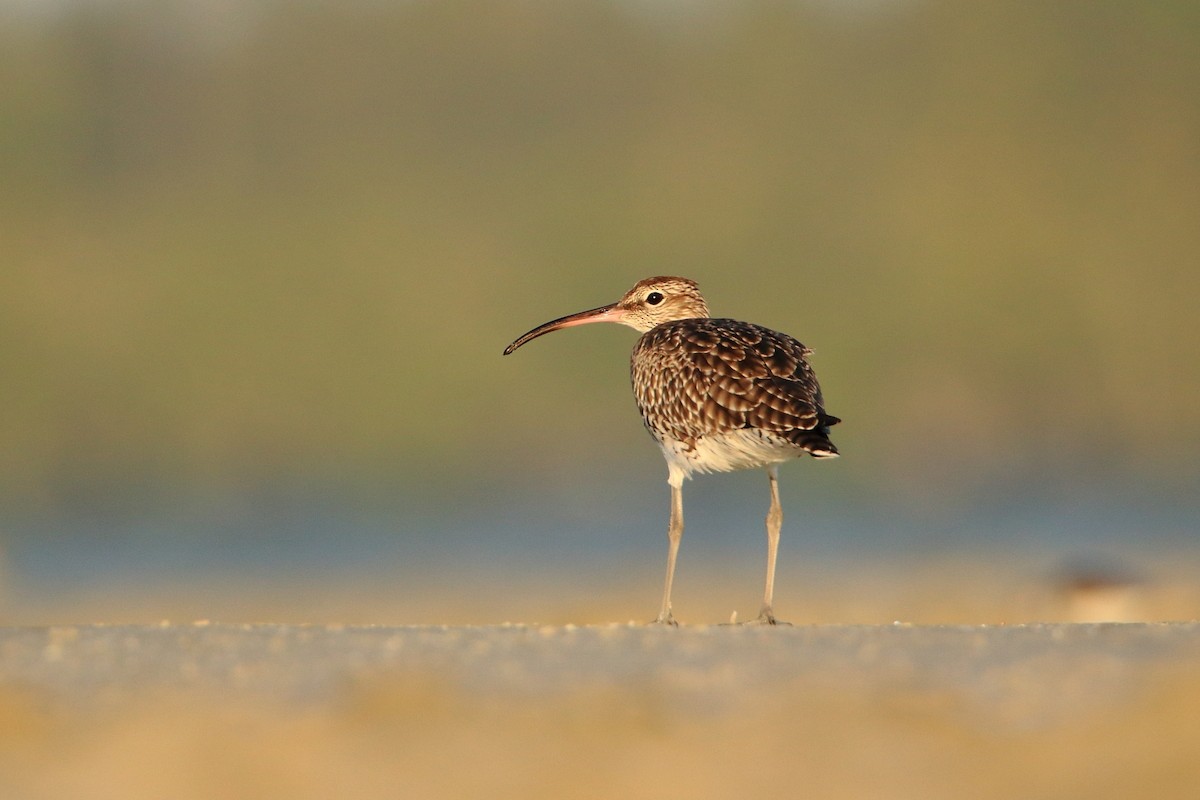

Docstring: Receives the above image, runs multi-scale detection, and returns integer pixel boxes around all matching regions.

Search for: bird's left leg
[652,474,685,626]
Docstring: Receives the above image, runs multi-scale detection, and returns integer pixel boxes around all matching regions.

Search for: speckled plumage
[504,276,840,625]
[632,317,839,482]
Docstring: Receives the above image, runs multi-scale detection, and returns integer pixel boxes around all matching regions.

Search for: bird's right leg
[653,477,684,625]
[747,465,789,625]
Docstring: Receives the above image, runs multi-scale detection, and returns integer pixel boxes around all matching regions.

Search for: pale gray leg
[751,465,788,625]
[653,478,684,625]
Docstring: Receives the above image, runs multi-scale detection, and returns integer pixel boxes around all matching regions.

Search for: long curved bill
[503,303,621,355]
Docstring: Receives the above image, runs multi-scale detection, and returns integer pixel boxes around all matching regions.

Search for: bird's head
[503,276,710,355]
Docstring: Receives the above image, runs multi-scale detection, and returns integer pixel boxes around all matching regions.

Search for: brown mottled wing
[631,318,839,456]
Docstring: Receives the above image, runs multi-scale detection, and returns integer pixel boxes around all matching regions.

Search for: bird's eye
[646,291,664,306]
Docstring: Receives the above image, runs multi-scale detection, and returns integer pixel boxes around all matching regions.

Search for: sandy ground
[1,620,1198,799]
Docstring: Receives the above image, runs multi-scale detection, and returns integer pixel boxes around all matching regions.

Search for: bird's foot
[743,606,792,626]
[650,609,679,626]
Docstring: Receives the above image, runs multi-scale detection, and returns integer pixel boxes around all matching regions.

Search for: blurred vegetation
[1,0,1198,514]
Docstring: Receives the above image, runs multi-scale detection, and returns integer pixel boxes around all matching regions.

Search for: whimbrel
[503,277,839,625]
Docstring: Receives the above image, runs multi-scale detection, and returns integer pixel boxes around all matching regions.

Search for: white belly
[657,429,799,484]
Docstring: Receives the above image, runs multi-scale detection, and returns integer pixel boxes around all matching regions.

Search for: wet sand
[1,621,1198,799]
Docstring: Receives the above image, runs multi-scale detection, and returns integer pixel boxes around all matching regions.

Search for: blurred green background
[1,0,1197,622]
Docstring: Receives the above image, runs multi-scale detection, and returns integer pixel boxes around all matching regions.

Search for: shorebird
[503,277,839,625]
